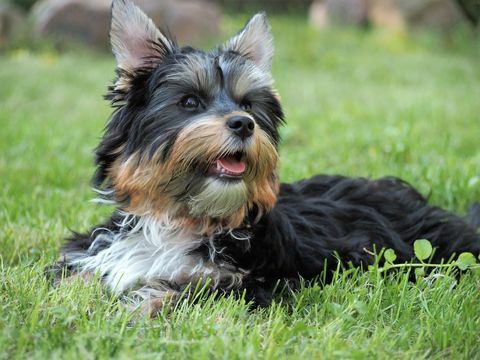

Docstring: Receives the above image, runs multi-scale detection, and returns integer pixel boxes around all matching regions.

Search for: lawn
[1,16,480,359]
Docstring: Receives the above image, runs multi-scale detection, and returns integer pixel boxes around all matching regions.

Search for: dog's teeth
[216,161,227,174]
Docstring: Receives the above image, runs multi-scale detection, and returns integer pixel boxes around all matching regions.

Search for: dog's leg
[46,255,97,288]
[131,286,181,318]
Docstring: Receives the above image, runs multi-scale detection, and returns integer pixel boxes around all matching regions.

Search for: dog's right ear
[110,0,174,72]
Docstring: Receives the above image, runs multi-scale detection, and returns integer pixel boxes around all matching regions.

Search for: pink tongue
[218,157,246,174]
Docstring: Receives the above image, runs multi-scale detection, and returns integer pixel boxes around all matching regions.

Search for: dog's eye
[240,99,252,112]
[179,95,200,110]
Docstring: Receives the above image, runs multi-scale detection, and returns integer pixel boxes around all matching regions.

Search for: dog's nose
[226,116,255,140]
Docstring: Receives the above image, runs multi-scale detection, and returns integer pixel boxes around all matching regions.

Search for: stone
[308,0,329,29]
[32,0,111,49]
[368,0,406,31]
[138,0,221,45]
[309,0,467,31]
[397,0,466,30]
[309,0,368,28]
[0,2,26,47]
[32,0,222,50]
[326,0,369,26]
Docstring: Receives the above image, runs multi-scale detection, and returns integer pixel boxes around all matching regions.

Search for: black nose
[226,116,255,140]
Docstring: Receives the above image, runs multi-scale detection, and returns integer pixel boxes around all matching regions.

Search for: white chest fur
[70,215,234,295]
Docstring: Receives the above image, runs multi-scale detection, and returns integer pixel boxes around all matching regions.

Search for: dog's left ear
[223,12,274,72]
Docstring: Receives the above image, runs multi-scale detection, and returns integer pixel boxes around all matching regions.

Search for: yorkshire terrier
[54,0,480,313]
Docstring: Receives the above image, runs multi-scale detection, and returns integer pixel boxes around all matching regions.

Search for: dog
[53,0,480,314]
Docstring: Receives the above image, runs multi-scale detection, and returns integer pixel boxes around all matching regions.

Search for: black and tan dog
[54,0,480,313]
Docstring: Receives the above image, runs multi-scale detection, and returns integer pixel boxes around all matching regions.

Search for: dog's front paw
[130,289,181,318]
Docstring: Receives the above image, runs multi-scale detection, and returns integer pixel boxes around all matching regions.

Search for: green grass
[1,17,480,359]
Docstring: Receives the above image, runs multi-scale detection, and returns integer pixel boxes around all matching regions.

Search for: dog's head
[96,0,284,232]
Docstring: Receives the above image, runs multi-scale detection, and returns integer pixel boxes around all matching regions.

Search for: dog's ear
[110,0,174,72]
[223,12,274,72]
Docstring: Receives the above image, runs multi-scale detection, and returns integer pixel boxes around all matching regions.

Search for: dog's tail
[467,203,480,230]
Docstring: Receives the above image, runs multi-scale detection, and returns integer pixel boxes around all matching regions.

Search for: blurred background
[1,0,479,51]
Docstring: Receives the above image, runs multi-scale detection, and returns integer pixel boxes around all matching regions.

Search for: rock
[309,0,368,28]
[308,0,329,29]
[397,0,466,30]
[32,0,222,50]
[137,0,221,45]
[32,0,112,49]
[327,0,369,26]
[309,0,467,31]
[368,0,406,31]
[0,2,26,47]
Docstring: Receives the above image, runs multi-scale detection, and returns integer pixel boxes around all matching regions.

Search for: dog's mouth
[208,152,246,181]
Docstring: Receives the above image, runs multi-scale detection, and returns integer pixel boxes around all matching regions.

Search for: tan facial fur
[108,113,279,234]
